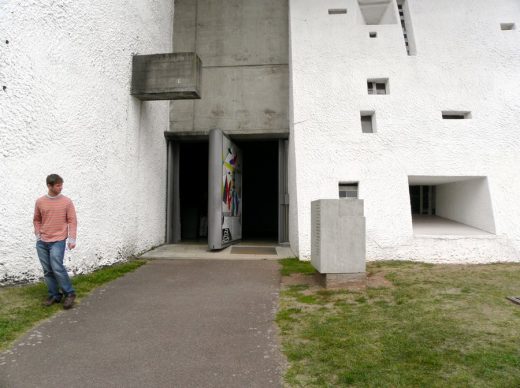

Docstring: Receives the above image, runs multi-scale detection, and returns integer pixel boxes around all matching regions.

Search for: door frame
[165,131,289,245]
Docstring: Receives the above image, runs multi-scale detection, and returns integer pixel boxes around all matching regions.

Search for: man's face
[48,182,63,196]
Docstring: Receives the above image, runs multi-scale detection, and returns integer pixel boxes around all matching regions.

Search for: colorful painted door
[208,129,243,250]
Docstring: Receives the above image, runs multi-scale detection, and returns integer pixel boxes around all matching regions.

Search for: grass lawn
[277,259,520,387]
[0,260,146,352]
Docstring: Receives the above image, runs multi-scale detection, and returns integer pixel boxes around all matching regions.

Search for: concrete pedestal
[311,199,366,289]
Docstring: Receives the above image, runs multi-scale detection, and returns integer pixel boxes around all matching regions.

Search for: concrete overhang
[131,53,201,101]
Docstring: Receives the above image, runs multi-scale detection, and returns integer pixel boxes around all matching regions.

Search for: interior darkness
[179,140,278,242]
[237,140,278,241]
[409,186,421,214]
[179,142,208,241]
[409,185,436,215]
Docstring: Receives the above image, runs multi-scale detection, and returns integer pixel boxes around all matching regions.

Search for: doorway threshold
[139,242,294,260]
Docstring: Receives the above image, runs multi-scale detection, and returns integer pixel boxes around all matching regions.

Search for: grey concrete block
[311,199,366,274]
[131,53,202,100]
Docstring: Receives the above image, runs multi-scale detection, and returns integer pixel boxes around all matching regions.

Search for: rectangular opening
[442,111,471,119]
[339,183,359,198]
[367,78,388,94]
[408,176,496,235]
[360,111,376,133]
[501,23,516,30]
[329,8,347,14]
[369,31,377,38]
[172,139,282,244]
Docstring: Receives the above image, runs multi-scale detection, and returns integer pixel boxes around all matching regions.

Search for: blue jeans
[36,239,75,298]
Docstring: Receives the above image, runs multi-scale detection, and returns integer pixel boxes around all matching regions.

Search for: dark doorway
[179,142,208,241]
[409,185,436,215]
[236,140,278,241]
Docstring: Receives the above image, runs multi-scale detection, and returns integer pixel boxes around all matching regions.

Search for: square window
[360,111,375,133]
[339,183,358,199]
[367,78,389,95]
[501,23,516,30]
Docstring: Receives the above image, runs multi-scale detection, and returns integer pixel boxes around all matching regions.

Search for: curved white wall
[288,0,520,262]
[0,1,174,283]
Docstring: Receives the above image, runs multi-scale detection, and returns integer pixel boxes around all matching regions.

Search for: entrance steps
[139,242,295,260]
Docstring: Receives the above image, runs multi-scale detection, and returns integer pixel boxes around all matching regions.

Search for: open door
[208,129,243,250]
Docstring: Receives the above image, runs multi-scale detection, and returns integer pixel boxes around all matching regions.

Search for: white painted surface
[0,1,173,282]
[288,0,520,262]
[436,178,496,233]
[412,215,491,236]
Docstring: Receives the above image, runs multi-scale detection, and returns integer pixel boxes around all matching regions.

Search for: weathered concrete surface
[171,65,289,135]
[131,53,202,100]
[311,199,366,274]
[0,260,284,388]
[169,0,289,135]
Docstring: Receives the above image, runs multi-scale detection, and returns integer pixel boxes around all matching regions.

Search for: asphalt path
[0,259,284,387]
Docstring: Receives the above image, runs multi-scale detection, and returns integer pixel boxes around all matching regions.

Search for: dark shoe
[63,293,76,310]
[42,295,62,307]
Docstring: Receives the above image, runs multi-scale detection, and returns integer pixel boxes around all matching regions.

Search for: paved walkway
[0,260,284,387]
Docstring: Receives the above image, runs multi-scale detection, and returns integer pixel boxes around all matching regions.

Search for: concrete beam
[131,53,202,100]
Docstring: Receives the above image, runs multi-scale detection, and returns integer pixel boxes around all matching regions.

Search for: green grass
[277,261,520,387]
[0,260,146,351]
[279,258,317,276]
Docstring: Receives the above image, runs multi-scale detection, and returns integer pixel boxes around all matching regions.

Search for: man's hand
[68,242,76,250]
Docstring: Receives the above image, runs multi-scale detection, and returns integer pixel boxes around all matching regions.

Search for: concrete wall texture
[288,0,520,263]
[169,0,289,136]
[0,0,174,282]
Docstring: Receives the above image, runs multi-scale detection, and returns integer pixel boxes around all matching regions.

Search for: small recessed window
[360,111,375,133]
[442,111,471,119]
[329,8,347,14]
[339,183,358,199]
[501,23,516,30]
[369,31,377,38]
[367,79,388,95]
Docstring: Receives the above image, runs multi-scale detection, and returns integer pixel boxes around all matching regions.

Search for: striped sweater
[33,194,77,243]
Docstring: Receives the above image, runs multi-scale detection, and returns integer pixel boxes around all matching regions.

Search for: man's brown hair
[46,174,63,186]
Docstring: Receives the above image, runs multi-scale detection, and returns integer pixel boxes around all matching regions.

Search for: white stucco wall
[288,0,520,263]
[0,1,174,283]
[436,178,496,234]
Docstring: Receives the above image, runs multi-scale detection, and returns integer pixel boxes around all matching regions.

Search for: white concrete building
[1,0,520,283]
[289,0,520,263]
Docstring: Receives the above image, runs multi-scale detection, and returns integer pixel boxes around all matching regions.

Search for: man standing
[33,174,78,309]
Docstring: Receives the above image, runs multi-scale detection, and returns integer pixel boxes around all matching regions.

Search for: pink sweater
[33,195,77,243]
